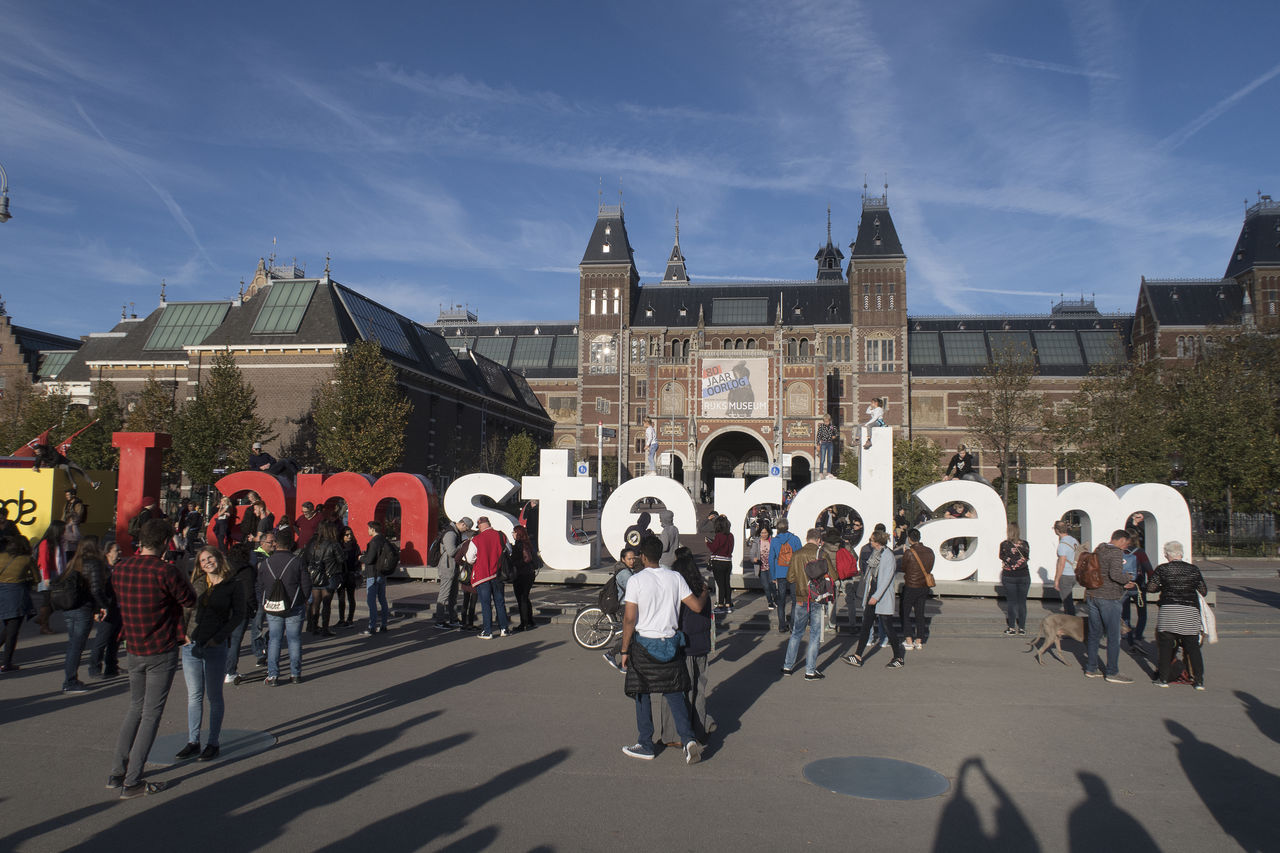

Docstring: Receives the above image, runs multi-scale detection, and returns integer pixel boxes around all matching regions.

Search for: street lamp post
[0,162,11,223]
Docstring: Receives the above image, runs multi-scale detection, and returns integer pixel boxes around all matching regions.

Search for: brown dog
[1025,613,1086,666]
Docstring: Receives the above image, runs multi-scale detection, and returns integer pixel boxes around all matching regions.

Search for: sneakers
[224,673,237,684]
[1017,628,1026,635]
[879,639,890,649]
[264,676,278,687]
[1105,674,1134,684]
[105,774,124,789]
[622,742,655,760]
[199,745,220,761]
[844,655,863,667]
[499,629,510,637]
[478,632,493,640]
[1153,680,1170,688]
[781,666,797,676]
[230,674,244,686]
[255,657,267,668]
[291,674,303,684]
[1003,628,1016,635]
[804,671,825,681]
[360,630,377,637]
[885,658,905,668]
[1084,670,1104,679]
[119,780,166,800]
[1194,683,1206,691]
[602,652,623,672]
[684,740,702,765]
[175,742,201,760]
[62,680,90,695]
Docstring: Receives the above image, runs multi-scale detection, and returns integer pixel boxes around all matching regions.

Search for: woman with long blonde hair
[177,546,246,762]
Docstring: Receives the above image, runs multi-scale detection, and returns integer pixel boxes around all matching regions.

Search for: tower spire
[159,278,166,304]
[662,207,689,283]
[827,205,832,244]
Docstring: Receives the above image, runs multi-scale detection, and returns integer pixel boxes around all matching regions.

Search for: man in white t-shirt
[620,536,708,763]
[1053,520,1079,616]
[644,418,658,474]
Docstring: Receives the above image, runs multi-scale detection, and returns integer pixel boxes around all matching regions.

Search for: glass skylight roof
[1080,330,1125,364]
[251,280,316,334]
[511,335,554,370]
[414,326,467,380]
[712,297,768,325]
[551,335,579,369]
[336,287,415,361]
[1034,331,1084,365]
[37,351,75,379]
[987,331,1033,358]
[908,332,940,362]
[143,302,229,351]
[474,336,514,364]
[941,332,988,365]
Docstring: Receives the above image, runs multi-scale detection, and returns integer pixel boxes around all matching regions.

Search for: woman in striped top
[1146,541,1208,689]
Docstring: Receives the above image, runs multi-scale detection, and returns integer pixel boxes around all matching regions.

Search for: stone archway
[697,428,773,498]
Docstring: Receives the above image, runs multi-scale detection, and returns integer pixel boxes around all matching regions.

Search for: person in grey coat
[657,510,680,567]
[844,530,906,667]
[434,517,472,628]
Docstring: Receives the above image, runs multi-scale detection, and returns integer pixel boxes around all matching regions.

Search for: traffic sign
[770,465,781,477]
[577,462,590,476]
[600,427,617,439]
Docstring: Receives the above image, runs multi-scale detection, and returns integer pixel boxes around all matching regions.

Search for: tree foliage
[502,432,540,480]
[892,436,941,507]
[73,380,125,471]
[964,343,1043,509]
[125,377,177,435]
[173,352,274,485]
[836,449,860,485]
[0,382,85,455]
[313,340,411,475]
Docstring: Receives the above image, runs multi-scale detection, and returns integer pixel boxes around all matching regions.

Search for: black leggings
[710,558,732,607]
[3,617,22,667]
[337,585,357,623]
[854,602,903,660]
[900,586,929,640]
[1157,631,1204,685]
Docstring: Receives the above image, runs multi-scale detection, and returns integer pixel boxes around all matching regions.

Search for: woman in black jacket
[509,524,538,632]
[1147,541,1208,689]
[337,526,360,627]
[305,522,344,637]
[178,547,247,761]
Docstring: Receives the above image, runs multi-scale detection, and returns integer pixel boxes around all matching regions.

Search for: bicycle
[572,605,620,649]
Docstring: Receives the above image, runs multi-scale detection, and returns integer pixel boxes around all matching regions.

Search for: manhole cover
[803,756,950,800]
[148,729,276,767]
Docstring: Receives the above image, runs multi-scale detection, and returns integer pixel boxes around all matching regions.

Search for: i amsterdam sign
[112,430,1191,583]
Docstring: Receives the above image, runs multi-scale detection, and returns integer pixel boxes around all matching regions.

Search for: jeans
[1121,590,1148,640]
[252,606,267,660]
[266,606,304,679]
[854,602,903,660]
[647,442,658,471]
[62,606,93,689]
[366,576,389,631]
[901,586,930,640]
[1003,577,1030,630]
[182,642,228,746]
[111,649,179,787]
[655,655,712,743]
[435,561,459,621]
[227,615,253,676]
[1157,631,1204,685]
[818,441,833,474]
[772,578,793,629]
[475,580,509,634]
[1085,596,1123,676]
[89,609,122,675]
[635,691,695,747]
[1058,575,1077,616]
[783,601,823,674]
[762,570,777,607]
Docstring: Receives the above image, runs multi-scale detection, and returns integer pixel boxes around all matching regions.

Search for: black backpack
[598,573,621,617]
[376,540,401,576]
[50,570,87,611]
[427,530,446,566]
[127,512,145,541]
[804,557,833,603]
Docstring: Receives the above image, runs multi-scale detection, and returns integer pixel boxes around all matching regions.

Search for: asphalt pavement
[1,576,1278,852]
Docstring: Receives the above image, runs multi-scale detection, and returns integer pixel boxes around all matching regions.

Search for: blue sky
[2,0,1278,337]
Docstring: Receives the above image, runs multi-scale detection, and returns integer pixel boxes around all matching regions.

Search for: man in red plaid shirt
[107,518,196,799]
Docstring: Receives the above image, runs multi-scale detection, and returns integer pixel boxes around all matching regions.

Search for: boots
[37,606,55,635]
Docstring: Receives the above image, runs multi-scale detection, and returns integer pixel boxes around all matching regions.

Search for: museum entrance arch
[698,428,772,498]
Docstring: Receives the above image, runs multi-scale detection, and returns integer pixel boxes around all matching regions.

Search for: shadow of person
[1166,719,1280,852]
[1067,771,1159,853]
[932,757,1040,853]
[1235,691,1280,745]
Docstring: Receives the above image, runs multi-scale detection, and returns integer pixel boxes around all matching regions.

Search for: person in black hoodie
[359,521,391,636]
[304,521,344,637]
[223,543,258,685]
[336,526,360,627]
[177,547,247,760]
[256,527,310,685]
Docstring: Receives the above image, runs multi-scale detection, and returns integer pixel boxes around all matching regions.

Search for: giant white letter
[914,480,1008,581]
[600,476,697,561]
[521,450,594,571]
[442,473,520,541]
[787,427,893,541]
[712,476,784,573]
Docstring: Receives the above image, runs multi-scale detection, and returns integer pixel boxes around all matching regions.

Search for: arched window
[826,335,834,358]
[799,338,810,357]
[746,338,758,350]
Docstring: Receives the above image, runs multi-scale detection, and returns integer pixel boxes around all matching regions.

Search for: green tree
[964,343,1043,509]
[836,449,860,484]
[892,436,941,507]
[0,383,85,453]
[173,351,274,485]
[73,380,126,471]
[314,340,411,475]
[1047,363,1170,488]
[502,432,540,480]
[125,377,177,434]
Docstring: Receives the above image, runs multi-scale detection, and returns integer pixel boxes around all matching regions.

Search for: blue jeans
[366,576,389,631]
[63,606,93,688]
[182,643,228,746]
[227,616,253,676]
[773,578,793,629]
[476,580,509,634]
[635,691,695,746]
[818,441,833,474]
[647,442,658,471]
[252,607,267,660]
[1085,596,1123,676]
[265,607,304,679]
[1003,577,1030,630]
[783,600,823,674]
[1121,590,1148,640]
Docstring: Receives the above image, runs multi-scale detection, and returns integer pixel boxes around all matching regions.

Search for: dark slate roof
[662,241,689,283]
[850,202,904,258]
[57,306,191,382]
[1223,199,1280,278]
[424,321,579,380]
[1140,279,1243,326]
[10,324,81,378]
[907,312,1133,377]
[630,282,851,328]
[199,280,358,349]
[814,238,845,281]
[580,205,636,266]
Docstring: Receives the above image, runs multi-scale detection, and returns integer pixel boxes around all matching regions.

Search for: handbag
[907,547,935,588]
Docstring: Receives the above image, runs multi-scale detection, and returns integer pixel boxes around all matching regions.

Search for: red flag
[57,419,99,456]
[11,429,51,458]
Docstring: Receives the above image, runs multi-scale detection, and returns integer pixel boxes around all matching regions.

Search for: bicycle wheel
[572,606,615,650]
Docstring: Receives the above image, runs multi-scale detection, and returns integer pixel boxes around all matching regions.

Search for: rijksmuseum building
[7,192,1277,495]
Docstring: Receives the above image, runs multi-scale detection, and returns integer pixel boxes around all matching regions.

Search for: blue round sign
[577,463,590,476]
[770,465,781,477]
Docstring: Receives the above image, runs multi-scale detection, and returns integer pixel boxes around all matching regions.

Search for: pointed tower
[814,206,845,281]
[578,198,641,470]
[848,183,908,429]
[1225,193,1280,330]
[662,209,690,283]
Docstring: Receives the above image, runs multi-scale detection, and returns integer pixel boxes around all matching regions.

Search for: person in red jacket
[464,517,510,639]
